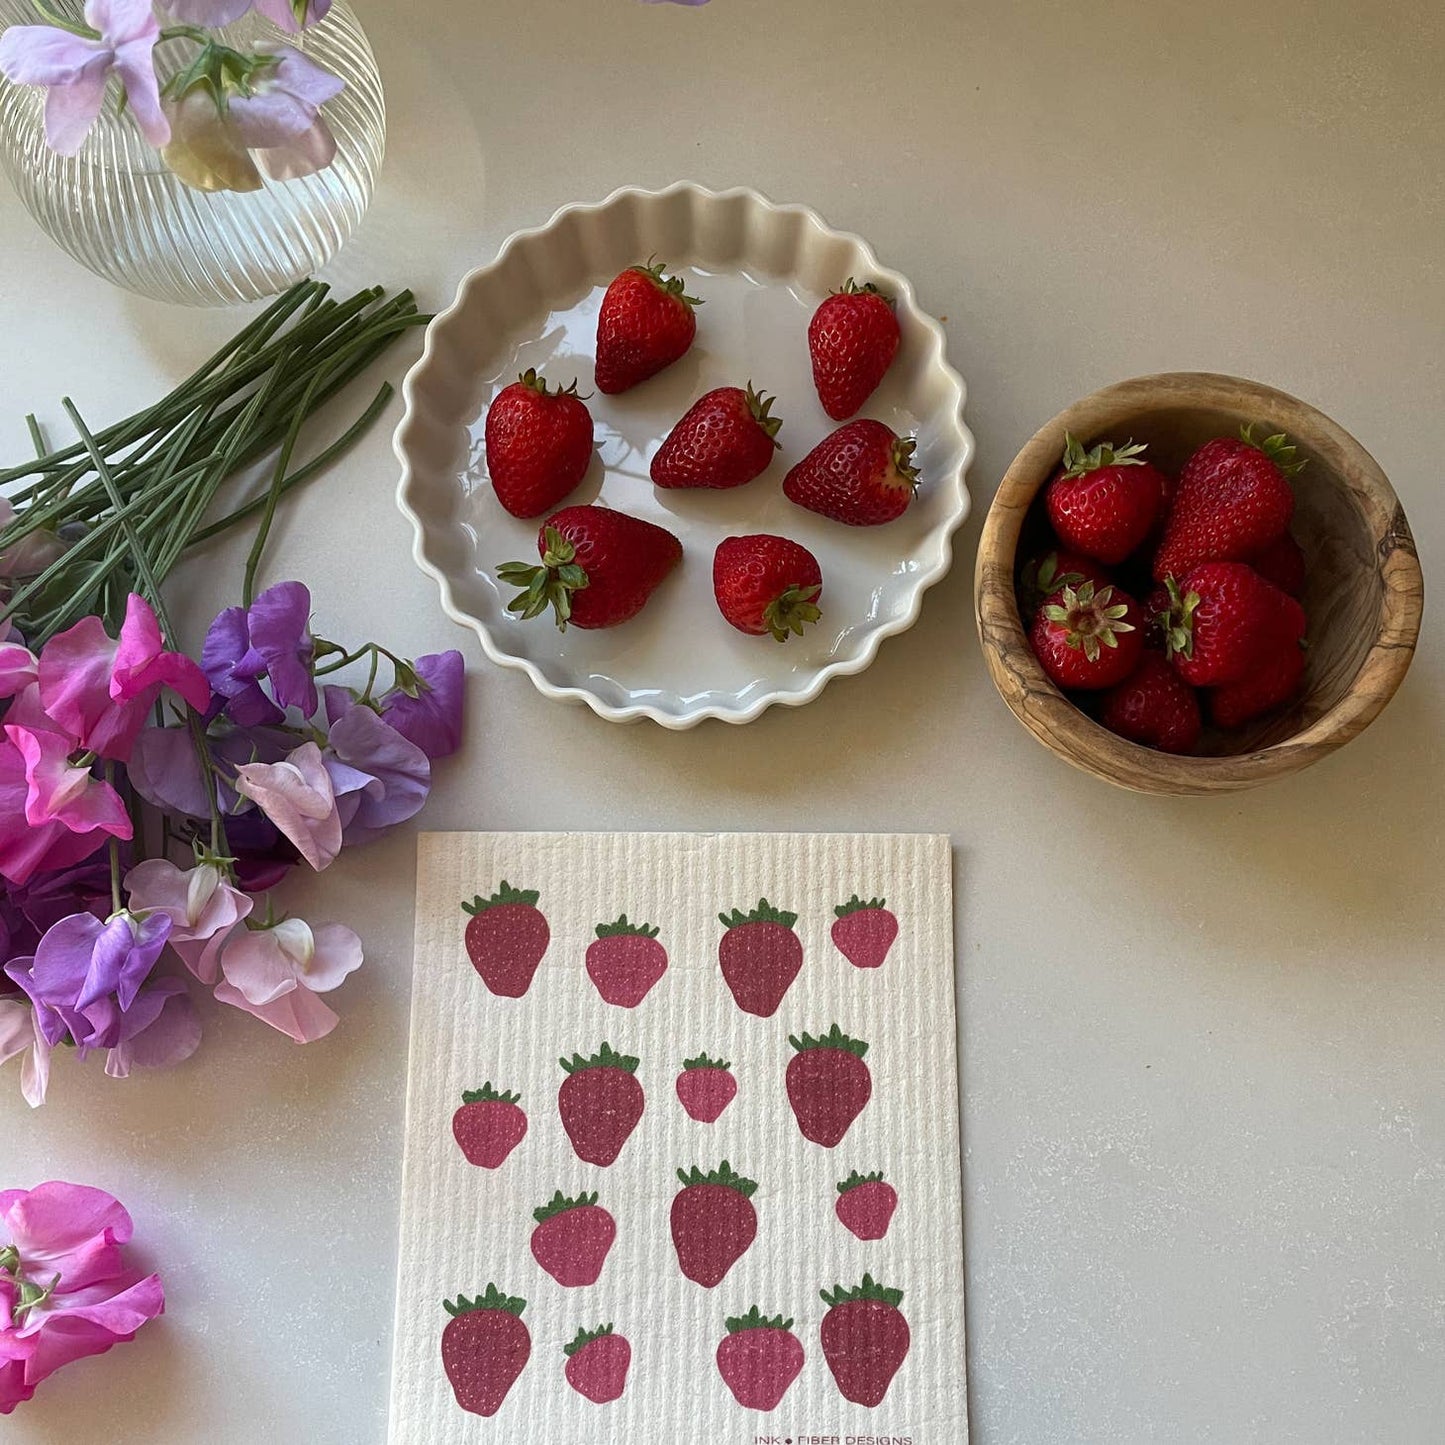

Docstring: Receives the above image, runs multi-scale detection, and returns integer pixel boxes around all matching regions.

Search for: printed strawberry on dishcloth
[530,1189,616,1287]
[831,895,898,969]
[558,1042,645,1166]
[786,1024,872,1147]
[716,1307,805,1412]
[563,1323,631,1405]
[441,1286,531,1418]
[819,1274,910,1407]
[462,882,549,997]
[451,1083,527,1169]
[671,1161,759,1288]
[586,914,667,1008]
[676,1053,737,1123]
[835,1170,897,1241]
[717,898,802,1017]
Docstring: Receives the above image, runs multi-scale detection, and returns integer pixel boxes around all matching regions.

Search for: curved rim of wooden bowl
[974,371,1425,795]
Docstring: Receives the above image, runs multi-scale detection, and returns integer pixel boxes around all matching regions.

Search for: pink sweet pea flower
[232,741,341,871]
[0,1000,49,1108]
[253,0,332,34]
[0,1181,131,1292]
[0,0,169,156]
[124,859,252,985]
[161,0,255,23]
[214,916,360,1043]
[0,644,38,700]
[0,499,65,580]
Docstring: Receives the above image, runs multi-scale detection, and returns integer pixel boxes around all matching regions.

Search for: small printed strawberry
[1044,433,1168,564]
[717,899,803,1018]
[1099,652,1202,755]
[786,1024,871,1148]
[712,534,823,642]
[558,1042,645,1167]
[651,384,782,490]
[783,419,920,526]
[819,1275,910,1407]
[530,1190,616,1287]
[808,278,901,420]
[1152,425,1302,581]
[676,1053,737,1123]
[484,368,594,519]
[1161,562,1306,687]
[563,1323,631,1404]
[1247,531,1307,598]
[441,1286,531,1418]
[831,895,898,969]
[1029,580,1144,690]
[497,507,682,631]
[586,915,667,1008]
[595,261,701,394]
[716,1306,805,1412]
[462,882,549,997]
[835,1170,898,1241]
[1018,548,1111,621]
[1210,637,1307,728]
[452,1083,528,1168]
[671,1161,758,1287]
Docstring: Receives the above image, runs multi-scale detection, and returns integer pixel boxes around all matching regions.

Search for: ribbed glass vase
[0,1,384,306]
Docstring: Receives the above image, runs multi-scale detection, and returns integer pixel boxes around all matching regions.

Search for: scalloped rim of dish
[394,181,975,727]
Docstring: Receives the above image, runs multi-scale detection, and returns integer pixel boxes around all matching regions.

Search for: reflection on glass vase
[0,0,384,306]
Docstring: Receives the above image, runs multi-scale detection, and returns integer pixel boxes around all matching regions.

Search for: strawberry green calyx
[1059,431,1148,480]
[837,1169,886,1194]
[559,1041,640,1075]
[677,1161,758,1198]
[789,1023,868,1059]
[832,276,894,306]
[762,582,822,643]
[889,436,921,492]
[1041,581,1135,663]
[719,898,798,930]
[835,894,886,918]
[1019,551,1088,614]
[516,366,583,399]
[463,881,539,915]
[594,914,660,939]
[1159,576,1202,662]
[745,382,783,445]
[633,259,703,309]
[497,526,591,631]
[563,1322,615,1357]
[445,1285,526,1318]
[534,1189,600,1223]
[1240,423,1307,476]
[726,1305,794,1333]
[682,1052,731,1072]
[820,1273,903,1309]
[461,1083,521,1105]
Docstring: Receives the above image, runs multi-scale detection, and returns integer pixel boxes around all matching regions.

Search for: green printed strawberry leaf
[837,1169,886,1194]
[594,913,660,939]
[444,1284,526,1317]
[563,1322,615,1357]
[533,1189,599,1222]
[682,1052,731,1072]
[462,880,540,915]
[718,897,797,930]
[559,1041,640,1075]
[676,1161,757,1199]
[835,894,887,917]
[461,1082,521,1105]
[789,1023,868,1059]
[820,1273,903,1310]
[725,1305,793,1333]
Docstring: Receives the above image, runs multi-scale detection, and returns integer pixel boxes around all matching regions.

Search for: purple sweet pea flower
[254,0,332,31]
[201,581,316,724]
[127,719,294,819]
[0,0,169,155]
[220,810,299,893]
[375,650,466,760]
[321,702,431,846]
[161,0,254,23]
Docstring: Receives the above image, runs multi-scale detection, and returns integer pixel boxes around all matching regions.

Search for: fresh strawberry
[651,384,781,490]
[1018,548,1110,621]
[819,1275,910,1406]
[462,882,549,997]
[1247,531,1307,598]
[676,1053,737,1123]
[1152,425,1302,581]
[786,1024,871,1147]
[484,368,594,519]
[717,899,803,1017]
[830,895,897,969]
[1099,652,1202,755]
[1029,580,1144,690]
[712,534,823,641]
[530,1190,616,1287]
[558,1043,644,1167]
[808,278,901,420]
[835,1170,898,1241]
[452,1083,527,1168]
[716,1307,805,1411]
[586,915,667,1008]
[1044,433,1167,564]
[1210,637,1307,728]
[563,1323,631,1405]
[671,1161,758,1287]
[441,1286,530,1417]
[497,507,682,631]
[783,419,919,526]
[594,261,700,394]
[1161,563,1306,687]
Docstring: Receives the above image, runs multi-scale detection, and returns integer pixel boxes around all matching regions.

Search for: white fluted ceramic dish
[395,183,973,727]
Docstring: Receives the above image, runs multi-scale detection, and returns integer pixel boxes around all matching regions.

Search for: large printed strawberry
[671,1161,758,1288]
[676,1053,737,1123]
[586,915,667,1008]
[835,1170,897,1241]
[563,1323,631,1404]
[462,882,548,997]
[441,1286,531,1417]
[786,1025,871,1147]
[716,1306,805,1412]
[819,1275,910,1406]
[530,1190,616,1287]
[452,1083,527,1169]
[717,899,802,1017]
[831,895,897,969]
[558,1043,645,1166]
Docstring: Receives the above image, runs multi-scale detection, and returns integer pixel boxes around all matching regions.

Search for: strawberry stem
[837,1169,886,1194]
[789,1023,869,1059]
[676,1161,757,1198]
[744,381,783,444]
[718,897,797,929]
[462,881,540,915]
[819,1273,903,1309]
[497,526,590,631]
[559,1041,640,1075]
[461,1082,521,1105]
[834,894,886,917]
[682,1052,731,1071]
[725,1305,793,1332]
[444,1285,526,1317]
[594,913,660,939]
[1040,580,1135,664]
[1058,431,1148,480]
[516,366,584,399]
[533,1189,600,1222]
[563,1322,615,1356]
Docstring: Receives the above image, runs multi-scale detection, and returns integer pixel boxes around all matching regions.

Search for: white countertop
[3,1,1442,1441]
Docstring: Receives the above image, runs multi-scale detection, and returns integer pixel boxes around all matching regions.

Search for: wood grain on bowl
[974,373,1424,795]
